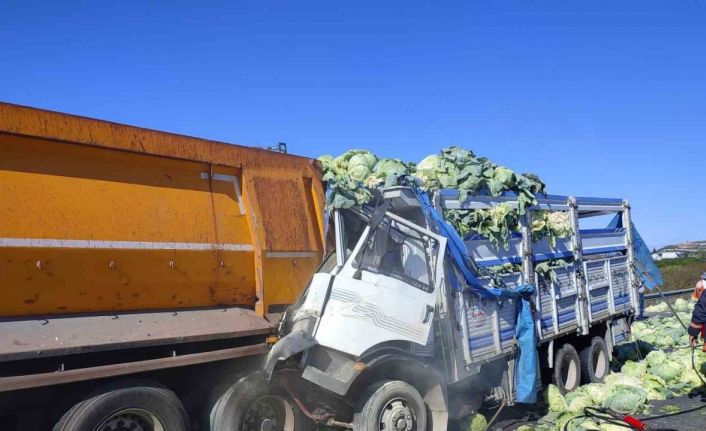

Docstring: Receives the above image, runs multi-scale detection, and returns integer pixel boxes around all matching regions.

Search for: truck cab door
[314,212,446,357]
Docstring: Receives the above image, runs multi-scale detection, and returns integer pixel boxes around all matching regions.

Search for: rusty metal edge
[0,327,273,363]
[0,102,322,173]
[0,343,269,393]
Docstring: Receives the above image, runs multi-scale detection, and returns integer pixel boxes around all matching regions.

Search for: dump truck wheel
[353,380,427,431]
[53,381,188,431]
[208,372,304,431]
[552,343,581,394]
[580,336,610,383]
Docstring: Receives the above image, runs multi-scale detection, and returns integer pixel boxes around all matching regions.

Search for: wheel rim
[561,356,578,390]
[593,346,607,379]
[241,395,296,431]
[379,397,416,431]
[96,408,165,431]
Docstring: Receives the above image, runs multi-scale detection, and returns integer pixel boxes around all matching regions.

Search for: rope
[483,398,507,431]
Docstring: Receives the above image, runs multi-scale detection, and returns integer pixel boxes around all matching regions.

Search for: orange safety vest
[692,280,705,300]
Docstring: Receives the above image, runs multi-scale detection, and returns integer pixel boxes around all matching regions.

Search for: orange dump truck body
[0,102,325,318]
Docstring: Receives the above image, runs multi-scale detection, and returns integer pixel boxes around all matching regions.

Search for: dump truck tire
[553,343,582,394]
[53,381,188,431]
[208,372,305,431]
[353,380,427,431]
[580,336,610,383]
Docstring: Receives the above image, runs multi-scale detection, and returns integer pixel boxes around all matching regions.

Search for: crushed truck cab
[267,194,447,385]
[265,186,642,430]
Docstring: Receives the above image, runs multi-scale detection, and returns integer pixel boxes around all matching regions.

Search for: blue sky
[2,1,704,248]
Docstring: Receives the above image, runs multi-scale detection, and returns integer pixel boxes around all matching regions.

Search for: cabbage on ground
[511,310,706,430]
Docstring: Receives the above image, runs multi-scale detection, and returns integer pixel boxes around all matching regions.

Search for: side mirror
[352,266,363,280]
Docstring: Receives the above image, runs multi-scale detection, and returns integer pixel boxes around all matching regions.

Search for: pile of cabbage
[645,297,694,315]
[631,314,691,348]
[521,348,706,431]
[318,147,571,248]
[632,298,694,348]
[517,308,705,431]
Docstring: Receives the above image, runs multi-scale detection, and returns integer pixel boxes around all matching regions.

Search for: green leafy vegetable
[458,412,487,431]
[602,385,647,414]
[546,384,568,413]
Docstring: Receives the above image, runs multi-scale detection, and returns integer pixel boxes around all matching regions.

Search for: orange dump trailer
[0,103,326,430]
[0,102,325,318]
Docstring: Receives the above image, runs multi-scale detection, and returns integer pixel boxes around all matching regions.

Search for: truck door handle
[422,305,434,323]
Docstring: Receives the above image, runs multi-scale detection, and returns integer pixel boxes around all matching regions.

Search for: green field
[656,256,706,292]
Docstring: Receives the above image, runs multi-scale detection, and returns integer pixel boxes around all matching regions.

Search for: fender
[262,329,317,380]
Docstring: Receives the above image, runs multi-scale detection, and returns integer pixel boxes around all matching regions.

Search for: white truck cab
[262,186,639,431]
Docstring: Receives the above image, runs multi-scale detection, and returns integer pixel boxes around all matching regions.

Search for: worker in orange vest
[688,273,706,351]
[692,272,706,300]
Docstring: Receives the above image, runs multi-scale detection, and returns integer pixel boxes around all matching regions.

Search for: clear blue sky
[2,1,704,248]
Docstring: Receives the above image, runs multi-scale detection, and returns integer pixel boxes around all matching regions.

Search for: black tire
[580,336,610,384]
[53,381,189,431]
[208,372,305,431]
[552,343,582,394]
[353,380,427,431]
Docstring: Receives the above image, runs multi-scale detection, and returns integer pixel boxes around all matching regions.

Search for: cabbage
[535,259,572,284]
[646,350,667,368]
[599,424,632,431]
[413,146,548,245]
[602,385,647,414]
[347,153,376,181]
[645,302,669,313]
[458,412,487,431]
[335,149,372,164]
[567,418,600,431]
[604,373,642,388]
[347,163,372,182]
[650,360,682,382]
[673,298,694,312]
[546,384,568,413]
[416,155,440,186]
[583,383,608,405]
[352,151,377,167]
[680,368,703,389]
[621,360,647,377]
[532,211,572,247]
[373,158,406,176]
[529,311,706,430]
[317,154,335,167]
[566,393,593,413]
[320,146,549,256]
[640,374,671,400]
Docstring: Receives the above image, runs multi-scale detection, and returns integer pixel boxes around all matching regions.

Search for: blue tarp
[607,214,663,289]
[413,189,538,403]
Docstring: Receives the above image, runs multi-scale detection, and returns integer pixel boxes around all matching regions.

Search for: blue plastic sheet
[513,286,538,403]
[413,189,538,403]
[607,214,663,289]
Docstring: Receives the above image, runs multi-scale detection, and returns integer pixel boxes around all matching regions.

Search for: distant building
[652,251,682,261]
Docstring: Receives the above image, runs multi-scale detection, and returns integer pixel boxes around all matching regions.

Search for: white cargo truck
[246,186,638,431]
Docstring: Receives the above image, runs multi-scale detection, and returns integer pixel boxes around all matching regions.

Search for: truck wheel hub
[98,408,164,431]
[243,395,295,431]
[260,418,275,431]
[380,399,414,431]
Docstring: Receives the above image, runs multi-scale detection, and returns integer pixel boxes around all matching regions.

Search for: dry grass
[656,258,706,292]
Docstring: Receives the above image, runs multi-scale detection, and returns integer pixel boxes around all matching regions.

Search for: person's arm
[688,293,706,346]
